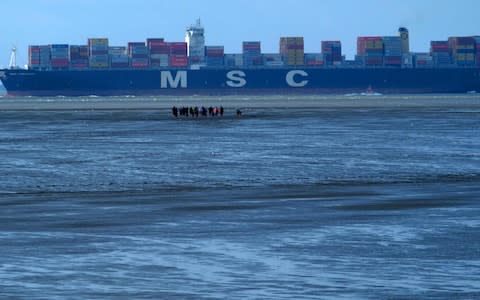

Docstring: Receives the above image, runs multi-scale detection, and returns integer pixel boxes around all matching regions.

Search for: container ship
[1,21,479,96]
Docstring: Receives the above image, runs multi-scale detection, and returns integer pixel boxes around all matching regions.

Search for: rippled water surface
[1,95,480,299]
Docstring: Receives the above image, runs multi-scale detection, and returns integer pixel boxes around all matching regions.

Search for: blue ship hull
[1,67,479,96]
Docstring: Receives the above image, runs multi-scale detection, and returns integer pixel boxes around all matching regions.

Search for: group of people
[171,106,242,118]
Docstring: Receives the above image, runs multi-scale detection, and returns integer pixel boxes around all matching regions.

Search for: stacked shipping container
[304,53,324,66]
[70,45,89,69]
[128,42,149,68]
[109,46,129,68]
[382,36,402,66]
[449,37,475,66]
[88,38,109,68]
[23,26,480,71]
[321,41,341,65]
[205,46,224,67]
[414,53,434,67]
[28,46,41,67]
[243,41,262,66]
[357,37,384,66]
[430,41,451,65]
[29,46,51,69]
[148,38,169,68]
[224,54,243,67]
[169,42,188,67]
[263,54,284,67]
[50,44,69,68]
[475,37,480,66]
[280,37,304,66]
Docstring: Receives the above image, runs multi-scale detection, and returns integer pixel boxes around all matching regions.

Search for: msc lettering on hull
[161,71,187,88]
[226,70,247,88]
[160,70,310,88]
[286,70,309,87]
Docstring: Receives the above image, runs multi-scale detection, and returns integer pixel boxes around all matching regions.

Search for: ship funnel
[398,27,409,54]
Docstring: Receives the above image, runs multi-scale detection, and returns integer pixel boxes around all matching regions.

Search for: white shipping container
[305,53,324,61]
[151,54,169,61]
[415,53,433,61]
[402,53,414,65]
[109,47,126,55]
[263,53,282,61]
[234,54,243,66]
[226,54,243,66]
[264,62,284,67]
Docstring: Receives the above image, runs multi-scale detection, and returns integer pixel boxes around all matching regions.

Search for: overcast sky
[1,0,479,67]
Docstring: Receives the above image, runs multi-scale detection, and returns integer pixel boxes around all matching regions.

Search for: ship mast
[9,46,17,69]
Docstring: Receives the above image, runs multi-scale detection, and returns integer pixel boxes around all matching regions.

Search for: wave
[2,172,479,197]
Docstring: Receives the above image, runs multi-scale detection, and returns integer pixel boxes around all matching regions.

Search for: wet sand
[0,94,479,111]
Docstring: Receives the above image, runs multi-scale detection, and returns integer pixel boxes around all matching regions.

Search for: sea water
[0,95,479,299]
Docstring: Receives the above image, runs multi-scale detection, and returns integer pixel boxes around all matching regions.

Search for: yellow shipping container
[89,62,109,68]
[88,38,109,45]
[287,49,296,55]
[456,45,475,50]
[281,37,304,45]
[465,53,475,60]
[456,54,466,61]
[365,40,383,49]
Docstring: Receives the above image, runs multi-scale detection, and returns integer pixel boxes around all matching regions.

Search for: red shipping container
[448,36,475,51]
[147,38,164,46]
[357,37,383,55]
[149,42,171,54]
[384,56,402,65]
[128,42,145,47]
[70,63,88,68]
[170,55,188,66]
[170,42,187,47]
[51,59,69,63]
[206,47,224,57]
[243,46,261,51]
[306,61,324,66]
[189,56,202,63]
[365,57,383,65]
[282,44,303,50]
[148,41,166,47]
[169,42,187,49]
[243,42,261,51]
[131,64,149,68]
[431,43,449,50]
[169,43,187,56]
[111,63,129,68]
[455,36,475,45]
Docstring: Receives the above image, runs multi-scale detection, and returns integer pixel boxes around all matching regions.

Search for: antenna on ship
[9,45,17,69]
